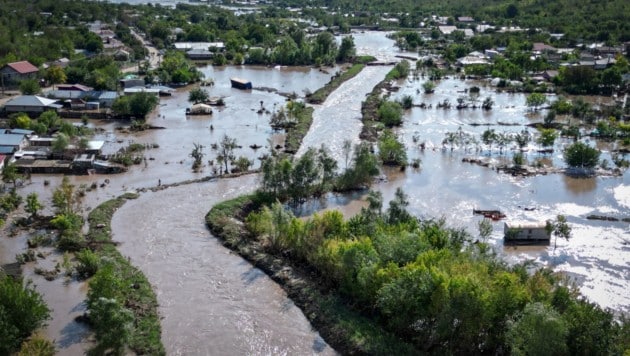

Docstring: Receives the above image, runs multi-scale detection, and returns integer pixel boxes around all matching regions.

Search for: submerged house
[230,77,252,90]
[504,221,550,243]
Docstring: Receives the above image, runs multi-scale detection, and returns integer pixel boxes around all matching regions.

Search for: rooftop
[4,61,39,74]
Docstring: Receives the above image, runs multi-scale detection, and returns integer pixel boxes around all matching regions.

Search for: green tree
[129,92,158,119]
[526,93,547,111]
[337,35,356,62]
[12,114,31,129]
[25,193,42,218]
[45,65,66,89]
[2,162,21,188]
[377,101,403,127]
[214,134,237,174]
[233,156,252,173]
[19,79,41,95]
[52,133,69,153]
[546,215,572,249]
[188,87,209,104]
[190,143,204,171]
[338,142,379,189]
[0,276,51,355]
[563,142,600,169]
[482,128,497,152]
[87,265,133,355]
[507,302,568,356]
[387,188,413,225]
[378,130,407,166]
[537,128,557,150]
[422,81,436,94]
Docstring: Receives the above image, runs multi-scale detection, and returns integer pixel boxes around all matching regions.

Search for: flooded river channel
[2,29,628,354]
[111,175,334,355]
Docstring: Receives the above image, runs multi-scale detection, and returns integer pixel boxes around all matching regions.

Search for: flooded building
[504,221,550,243]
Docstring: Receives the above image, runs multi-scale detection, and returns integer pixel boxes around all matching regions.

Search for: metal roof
[4,61,38,74]
[4,95,59,107]
[0,133,26,147]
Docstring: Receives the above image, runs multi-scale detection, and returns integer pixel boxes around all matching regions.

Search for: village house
[438,26,458,35]
[0,132,30,155]
[0,61,39,87]
[186,49,214,60]
[56,84,93,92]
[3,95,61,114]
[174,42,225,52]
[457,16,474,23]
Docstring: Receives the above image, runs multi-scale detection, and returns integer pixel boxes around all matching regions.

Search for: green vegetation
[378,130,407,166]
[385,60,410,81]
[306,64,365,104]
[208,188,630,355]
[206,194,418,355]
[377,100,403,127]
[188,87,209,104]
[85,194,165,355]
[111,92,159,120]
[563,142,601,169]
[280,102,315,154]
[0,276,51,355]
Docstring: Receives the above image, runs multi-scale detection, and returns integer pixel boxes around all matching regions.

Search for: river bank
[205,194,419,355]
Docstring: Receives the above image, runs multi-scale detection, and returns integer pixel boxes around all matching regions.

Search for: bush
[18,336,56,356]
[0,276,51,355]
[377,101,403,127]
[76,249,100,279]
[563,142,600,169]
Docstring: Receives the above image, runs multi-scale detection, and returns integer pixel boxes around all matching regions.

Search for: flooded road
[111,175,335,355]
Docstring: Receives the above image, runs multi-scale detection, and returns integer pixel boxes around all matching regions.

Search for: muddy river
[111,175,334,355]
[2,29,628,354]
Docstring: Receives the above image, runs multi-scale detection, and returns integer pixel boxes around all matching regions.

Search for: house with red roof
[0,61,40,86]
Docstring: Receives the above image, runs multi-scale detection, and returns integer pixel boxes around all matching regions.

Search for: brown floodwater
[111,175,335,355]
[3,29,629,354]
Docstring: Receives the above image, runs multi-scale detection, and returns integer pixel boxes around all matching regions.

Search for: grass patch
[284,106,314,154]
[85,193,164,355]
[306,64,365,104]
[205,195,418,355]
[354,55,377,64]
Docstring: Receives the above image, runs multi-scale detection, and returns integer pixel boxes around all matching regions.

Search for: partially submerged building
[504,221,550,243]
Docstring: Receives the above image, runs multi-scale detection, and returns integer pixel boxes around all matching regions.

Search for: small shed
[504,221,550,243]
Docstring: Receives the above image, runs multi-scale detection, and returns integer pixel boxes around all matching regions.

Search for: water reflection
[563,175,597,195]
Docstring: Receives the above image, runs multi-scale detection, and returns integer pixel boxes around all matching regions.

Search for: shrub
[377,101,403,127]
[0,276,51,355]
[76,249,100,279]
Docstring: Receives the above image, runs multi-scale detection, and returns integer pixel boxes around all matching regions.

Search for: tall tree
[214,134,237,174]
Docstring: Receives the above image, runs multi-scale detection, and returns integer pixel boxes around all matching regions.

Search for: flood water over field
[2,29,629,354]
